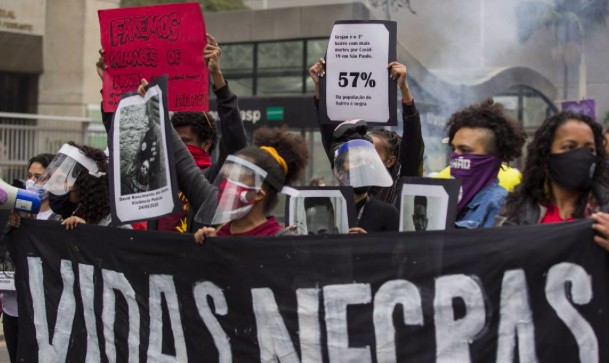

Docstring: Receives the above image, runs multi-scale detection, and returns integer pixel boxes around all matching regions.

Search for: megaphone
[0,178,42,214]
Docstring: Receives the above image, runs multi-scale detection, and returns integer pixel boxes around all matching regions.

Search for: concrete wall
[38,0,118,117]
[206,3,370,42]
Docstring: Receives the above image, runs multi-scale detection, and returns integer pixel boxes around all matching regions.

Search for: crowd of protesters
[3,30,609,362]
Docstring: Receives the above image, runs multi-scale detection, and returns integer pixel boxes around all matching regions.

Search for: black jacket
[496,182,609,226]
[102,83,247,231]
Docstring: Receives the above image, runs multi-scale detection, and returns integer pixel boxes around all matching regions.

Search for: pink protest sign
[99,3,207,112]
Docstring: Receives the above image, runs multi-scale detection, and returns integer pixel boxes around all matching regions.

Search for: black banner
[6,219,609,362]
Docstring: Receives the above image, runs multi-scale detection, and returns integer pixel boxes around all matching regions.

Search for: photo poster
[98,2,207,112]
[0,252,15,291]
[284,186,356,235]
[319,20,397,126]
[109,75,180,225]
[398,177,461,232]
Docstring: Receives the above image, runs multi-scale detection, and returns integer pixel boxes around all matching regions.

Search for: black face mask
[48,193,79,219]
[548,148,596,191]
[353,186,371,195]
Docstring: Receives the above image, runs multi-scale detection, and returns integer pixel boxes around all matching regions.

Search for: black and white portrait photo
[118,95,167,196]
[109,77,180,224]
[285,187,356,235]
[399,177,460,232]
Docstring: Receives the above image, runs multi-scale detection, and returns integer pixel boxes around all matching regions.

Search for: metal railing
[0,112,107,183]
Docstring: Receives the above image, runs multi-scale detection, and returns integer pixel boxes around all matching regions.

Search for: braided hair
[369,129,402,203]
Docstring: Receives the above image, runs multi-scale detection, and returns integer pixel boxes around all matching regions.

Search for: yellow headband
[260,146,288,175]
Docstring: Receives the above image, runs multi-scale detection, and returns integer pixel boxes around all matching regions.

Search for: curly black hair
[237,126,309,212]
[369,129,402,202]
[171,112,218,151]
[68,142,110,225]
[504,111,609,222]
[446,99,526,162]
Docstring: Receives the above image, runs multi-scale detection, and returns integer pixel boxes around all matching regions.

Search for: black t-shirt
[356,197,399,232]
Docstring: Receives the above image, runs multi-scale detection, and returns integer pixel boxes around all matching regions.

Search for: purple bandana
[450,152,502,213]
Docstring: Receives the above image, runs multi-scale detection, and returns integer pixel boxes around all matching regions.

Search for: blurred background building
[1,0,608,183]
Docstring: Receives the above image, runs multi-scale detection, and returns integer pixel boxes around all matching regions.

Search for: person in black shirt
[330,123,400,233]
[309,59,424,206]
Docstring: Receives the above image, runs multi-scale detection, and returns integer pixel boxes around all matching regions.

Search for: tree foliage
[120,0,248,12]
[517,0,608,45]
[368,0,416,15]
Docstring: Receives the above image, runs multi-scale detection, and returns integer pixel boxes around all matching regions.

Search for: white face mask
[25,179,48,200]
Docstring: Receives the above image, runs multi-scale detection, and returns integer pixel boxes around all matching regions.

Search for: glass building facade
[215,38,559,183]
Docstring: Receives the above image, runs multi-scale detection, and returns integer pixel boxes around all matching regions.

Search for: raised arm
[203,34,247,181]
[309,58,336,168]
[389,62,424,177]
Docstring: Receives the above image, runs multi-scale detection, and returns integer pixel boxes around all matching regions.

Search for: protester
[154,34,247,233]
[193,127,309,242]
[36,142,129,229]
[330,121,400,233]
[309,58,424,205]
[446,99,526,228]
[435,163,523,192]
[498,112,609,231]
[2,153,56,363]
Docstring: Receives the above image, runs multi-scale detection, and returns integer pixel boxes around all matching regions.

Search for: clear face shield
[36,144,105,196]
[333,140,393,188]
[195,155,269,226]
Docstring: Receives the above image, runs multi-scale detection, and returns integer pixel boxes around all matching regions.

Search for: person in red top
[194,127,309,241]
[156,111,217,232]
[497,112,609,236]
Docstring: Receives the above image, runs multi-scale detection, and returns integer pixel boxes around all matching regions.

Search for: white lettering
[28,257,75,363]
[297,288,323,363]
[373,280,423,363]
[148,275,187,362]
[252,288,300,363]
[323,283,373,363]
[102,269,140,363]
[79,263,101,363]
[193,281,232,363]
[496,270,538,363]
[546,263,597,363]
[434,274,485,363]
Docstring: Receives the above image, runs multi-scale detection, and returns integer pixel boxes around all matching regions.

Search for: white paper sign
[111,84,176,223]
[0,272,15,291]
[326,23,391,123]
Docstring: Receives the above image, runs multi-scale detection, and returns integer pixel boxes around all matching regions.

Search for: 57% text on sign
[338,72,376,88]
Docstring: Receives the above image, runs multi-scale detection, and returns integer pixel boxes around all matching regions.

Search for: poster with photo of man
[109,76,180,224]
[285,187,356,235]
[398,177,460,232]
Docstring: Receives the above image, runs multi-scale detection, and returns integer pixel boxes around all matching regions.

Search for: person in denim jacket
[445,100,526,229]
